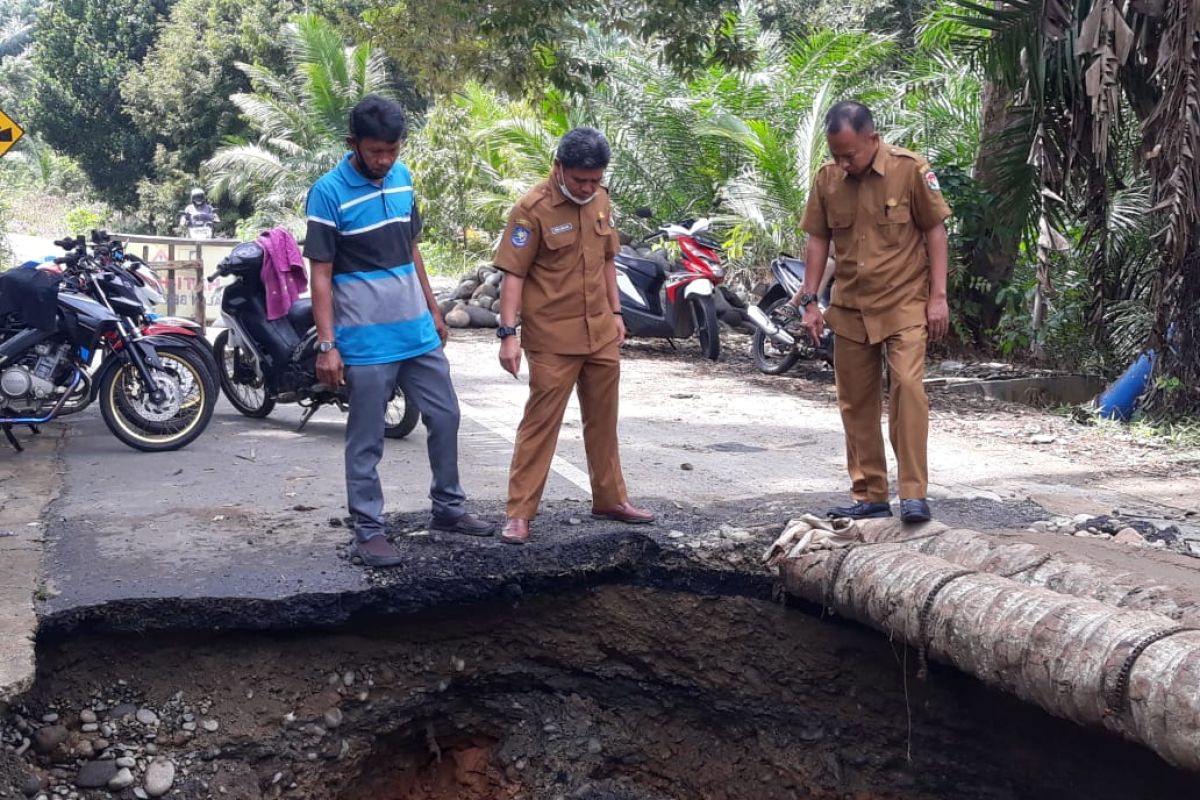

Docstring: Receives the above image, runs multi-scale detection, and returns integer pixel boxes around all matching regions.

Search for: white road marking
[458,399,593,496]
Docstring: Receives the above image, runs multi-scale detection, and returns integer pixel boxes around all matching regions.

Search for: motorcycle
[208,241,420,436]
[61,231,220,390]
[0,246,216,452]
[615,208,725,361]
[744,255,834,374]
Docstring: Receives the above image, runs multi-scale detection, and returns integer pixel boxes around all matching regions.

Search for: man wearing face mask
[778,101,952,524]
[304,95,495,568]
[493,127,655,544]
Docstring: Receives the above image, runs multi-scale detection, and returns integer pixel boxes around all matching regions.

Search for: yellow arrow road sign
[0,108,25,159]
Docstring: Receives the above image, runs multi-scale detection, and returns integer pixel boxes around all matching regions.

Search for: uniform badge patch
[925,171,942,192]
[511,225,531,248]
[550,223,574,235]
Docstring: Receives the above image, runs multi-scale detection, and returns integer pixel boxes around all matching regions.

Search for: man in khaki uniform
[780,101,951,522]
[493,127,655,544]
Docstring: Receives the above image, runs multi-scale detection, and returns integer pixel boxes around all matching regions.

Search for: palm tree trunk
[968,80,1022,334]
[776,518,1200,772]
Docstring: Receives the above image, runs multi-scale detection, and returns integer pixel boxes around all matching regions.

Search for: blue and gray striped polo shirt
[302,153,439,365]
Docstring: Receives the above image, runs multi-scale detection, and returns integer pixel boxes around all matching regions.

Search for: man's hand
[499,336,522,378]
[803,305,825,347]
[614,314,627,346]
[926,296,950,342]
[431,307,448,344]
[316,349,345,387]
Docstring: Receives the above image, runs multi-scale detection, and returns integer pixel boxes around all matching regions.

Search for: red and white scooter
[614,209,726,360]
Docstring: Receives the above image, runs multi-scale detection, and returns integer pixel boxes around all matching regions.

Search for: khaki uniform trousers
[833,324,929,502]
[507,339,628,518]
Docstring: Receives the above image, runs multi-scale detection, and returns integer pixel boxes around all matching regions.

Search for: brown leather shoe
[591,501,655,524]
[350,535,404,568]
[500,518,530,545]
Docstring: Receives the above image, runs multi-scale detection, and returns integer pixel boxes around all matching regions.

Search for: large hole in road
[4,584,1198,799]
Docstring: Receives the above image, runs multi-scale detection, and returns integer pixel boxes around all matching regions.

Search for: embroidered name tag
[550,223,574,234]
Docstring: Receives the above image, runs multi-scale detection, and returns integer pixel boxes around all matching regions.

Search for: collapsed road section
[2,505,1200,799]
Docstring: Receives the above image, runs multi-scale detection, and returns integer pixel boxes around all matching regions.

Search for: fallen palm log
[771,519,1200,771]
[851,519,1200,626]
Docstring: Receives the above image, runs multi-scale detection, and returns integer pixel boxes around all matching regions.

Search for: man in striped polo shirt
[304,95,495,568]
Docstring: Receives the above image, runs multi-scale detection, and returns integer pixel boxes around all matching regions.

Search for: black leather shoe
[900,498,932,523]
[431,512,496,537]
[827,501,893,519]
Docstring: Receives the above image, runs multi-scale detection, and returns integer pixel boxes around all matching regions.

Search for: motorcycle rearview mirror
[635,207,654,219]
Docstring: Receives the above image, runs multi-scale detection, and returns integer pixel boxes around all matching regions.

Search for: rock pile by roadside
[437,265,502,329]
[1026,510,1200,556]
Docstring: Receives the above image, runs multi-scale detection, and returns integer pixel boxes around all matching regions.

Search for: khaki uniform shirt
[801,144,952,344]
[495,178,620,355]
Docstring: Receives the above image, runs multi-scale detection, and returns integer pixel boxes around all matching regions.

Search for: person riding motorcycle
[180,188,219,237]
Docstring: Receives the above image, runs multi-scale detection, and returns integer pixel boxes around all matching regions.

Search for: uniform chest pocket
[541,225,580,269]
[827,207,856,251]
[876,203,911,247]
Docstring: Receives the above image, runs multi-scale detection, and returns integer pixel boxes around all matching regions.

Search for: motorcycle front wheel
[384,385,420,439]
[691,295,721,361]
[752,298,802,375]
[99,345,215,451]
[213,329,276,418]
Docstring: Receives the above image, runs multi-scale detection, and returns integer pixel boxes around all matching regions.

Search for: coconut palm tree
[203,13,393,230]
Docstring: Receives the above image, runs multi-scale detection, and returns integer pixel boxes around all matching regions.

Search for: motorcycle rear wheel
[752,298,802,375]
[691,295,721,361]
[99,345,215,452]
[214,329,276,418]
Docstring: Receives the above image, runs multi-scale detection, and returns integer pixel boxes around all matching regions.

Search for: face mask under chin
[557,169,597,205]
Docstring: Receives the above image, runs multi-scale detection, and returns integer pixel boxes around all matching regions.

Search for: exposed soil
[4,585,1198,800]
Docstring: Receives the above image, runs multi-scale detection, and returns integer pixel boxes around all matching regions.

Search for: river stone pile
[437,264,755,333]
[437,265,502,329]
[2,689,215,799]
[1027,511,1200,556]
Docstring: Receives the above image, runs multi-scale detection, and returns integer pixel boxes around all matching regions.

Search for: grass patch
[421,240,490,279]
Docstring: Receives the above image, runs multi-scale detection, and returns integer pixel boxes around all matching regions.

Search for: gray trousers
[344,348,466,541]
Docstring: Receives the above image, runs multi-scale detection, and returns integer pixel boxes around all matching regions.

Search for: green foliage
[27,0,172,206]
[0,197,13,269]
[357,0,735,96]
[203,13,393,231]
[64,206,104,236]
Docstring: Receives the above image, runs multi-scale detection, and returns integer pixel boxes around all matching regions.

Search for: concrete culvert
[3,584,1199,799]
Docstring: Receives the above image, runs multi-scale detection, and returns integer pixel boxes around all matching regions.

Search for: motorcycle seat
[286,298,314,337]
[618,247,670,281]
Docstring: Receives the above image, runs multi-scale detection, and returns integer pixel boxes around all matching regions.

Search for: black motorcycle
[744,255,834,374]
[208,242,419,436]
[63,232,220,392]
[0,254,216,452]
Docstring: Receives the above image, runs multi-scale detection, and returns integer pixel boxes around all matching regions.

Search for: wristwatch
[316,340,337,353]
[797,292,818,308]
[496,326,518,339]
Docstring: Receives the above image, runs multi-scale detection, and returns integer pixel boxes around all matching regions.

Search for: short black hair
[556,127,611,170]
[349,95,407,142]
[825,101,875,135]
